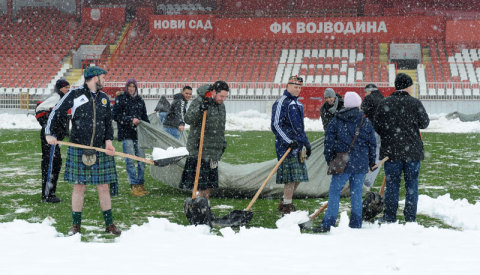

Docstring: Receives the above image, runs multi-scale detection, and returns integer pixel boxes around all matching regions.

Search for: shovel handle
[371,156,389,170]
[245,147,292,212]
[57,141,155,165]
[380,176,386,196]
[192,110,208,199]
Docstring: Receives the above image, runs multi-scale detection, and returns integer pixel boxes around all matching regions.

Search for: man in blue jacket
[112,78,150,197]
[271,76,311,215]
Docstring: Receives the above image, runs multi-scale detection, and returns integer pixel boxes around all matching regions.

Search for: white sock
[283,199,292,204]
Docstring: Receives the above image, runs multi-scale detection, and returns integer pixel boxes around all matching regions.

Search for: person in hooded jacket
[179,81,229,202]
[320,88,344,130]
[314,91,376,232]
[361,83,384,188]
[35,79,70,203]
[373,73,430,223]
[154,95,171,123]
[163,86,193,139]
[112,78,150,197]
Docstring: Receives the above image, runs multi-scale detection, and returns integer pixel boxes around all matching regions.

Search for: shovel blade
[184,197,214,226]
[298,219,314,230]
[212,210,253,228]
[362,191,385,221]
[154,155,186,167]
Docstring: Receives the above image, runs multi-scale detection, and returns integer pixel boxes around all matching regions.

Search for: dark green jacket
[185,85,226,161]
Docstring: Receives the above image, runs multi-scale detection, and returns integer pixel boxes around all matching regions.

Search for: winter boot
[42,195,61,203]
[138,184,148,195]
[68,224,81,236]
[130,185,146,197]
[277,199,284,212]
[281,203,296,216]
[105,224,122,235]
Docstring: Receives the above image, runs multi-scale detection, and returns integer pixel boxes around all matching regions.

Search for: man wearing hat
[361,83,384,187]
[35,79,70,203]
[45,66,121,236]
[373,73,430,223]
[320,88,344,130]
[271,76,312,215]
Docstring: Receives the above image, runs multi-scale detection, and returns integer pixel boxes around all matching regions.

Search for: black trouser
[41,127,62,198]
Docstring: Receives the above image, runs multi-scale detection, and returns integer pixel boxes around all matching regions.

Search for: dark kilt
[179,156,218,191]
[276,156,309,184]
[64,147,118,185]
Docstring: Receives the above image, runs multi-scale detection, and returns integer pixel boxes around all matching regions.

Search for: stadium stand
[2,0,480,113]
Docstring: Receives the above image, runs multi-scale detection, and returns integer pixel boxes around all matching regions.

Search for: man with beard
[45,66,121,236]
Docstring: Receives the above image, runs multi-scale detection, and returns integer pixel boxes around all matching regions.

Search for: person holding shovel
[179,81,229,203]
[314,91,377,233]
[45,66,121,236]
[112,78,150,197]
[373,73,430,223]
[271,76,311,215]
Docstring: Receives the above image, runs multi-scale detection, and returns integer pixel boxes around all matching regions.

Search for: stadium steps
[65,69,83,86]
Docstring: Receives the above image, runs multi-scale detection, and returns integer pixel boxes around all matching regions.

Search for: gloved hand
[369,163,377,172]
[288,141,299,149]
[200,97,212,111]
[306,146,312,158]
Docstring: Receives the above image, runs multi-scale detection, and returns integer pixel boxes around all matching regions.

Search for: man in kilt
[179,81,229,202]
[45,66,121,236]
[271,76,312,215]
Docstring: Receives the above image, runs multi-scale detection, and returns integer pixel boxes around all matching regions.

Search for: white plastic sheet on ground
[137,114,375,198]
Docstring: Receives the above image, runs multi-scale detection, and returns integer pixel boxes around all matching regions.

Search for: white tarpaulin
[137,114,375,198]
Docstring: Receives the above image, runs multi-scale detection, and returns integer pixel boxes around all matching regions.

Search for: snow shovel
[298,156,389,230]
[212,147,293,227]
[362,174,387,221]
[56,141,185,167]
[183,110,213,226]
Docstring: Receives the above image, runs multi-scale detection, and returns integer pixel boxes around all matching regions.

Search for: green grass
[0,130,478,241]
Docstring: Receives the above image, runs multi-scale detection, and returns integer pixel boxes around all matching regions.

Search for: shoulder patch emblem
[101,98,107,106]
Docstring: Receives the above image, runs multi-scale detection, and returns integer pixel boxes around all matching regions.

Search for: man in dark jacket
[113,78,150,197]
[45,66,121,236]
[361,83,384,187]
[271,76,311,215]
[320,88,344,130]
[163,86,193,139]
[180,81,229,202]
[374,73,430,223]
[36,79,70,203]
[154,95,170,123]
[361,83,384,124]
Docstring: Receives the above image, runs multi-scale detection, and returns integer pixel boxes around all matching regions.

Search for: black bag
[362,191,384,221]
[327,152,350,175]
[327,117,365,175]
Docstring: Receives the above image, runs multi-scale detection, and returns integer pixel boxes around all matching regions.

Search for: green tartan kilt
[276,156,309,184]
[64,147,118,185]
[179,156,219,191]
